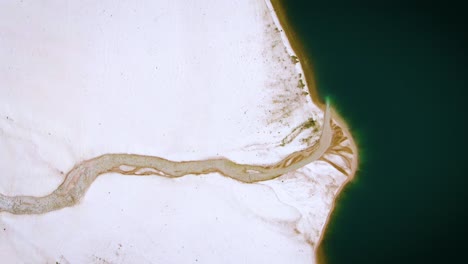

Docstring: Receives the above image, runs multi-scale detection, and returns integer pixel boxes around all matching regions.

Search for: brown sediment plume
[268,0,323,108]
[1,1,358,262]
[315,245,329,264]
[314,110,359,264]
[268,0,359,263]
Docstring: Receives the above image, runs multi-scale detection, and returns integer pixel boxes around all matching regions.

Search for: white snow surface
[0,0,347,263]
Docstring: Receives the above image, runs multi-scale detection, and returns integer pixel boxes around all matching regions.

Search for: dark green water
[280,1,468,263]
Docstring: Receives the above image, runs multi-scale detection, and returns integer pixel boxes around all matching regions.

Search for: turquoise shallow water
[279,1,468,263]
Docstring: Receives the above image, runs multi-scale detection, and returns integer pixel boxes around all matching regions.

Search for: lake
[277,0,468,263]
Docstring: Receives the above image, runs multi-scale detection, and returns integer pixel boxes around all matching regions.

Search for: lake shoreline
[266,0,359,262]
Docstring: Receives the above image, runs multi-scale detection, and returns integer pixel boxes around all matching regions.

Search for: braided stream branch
[0,105,333,215]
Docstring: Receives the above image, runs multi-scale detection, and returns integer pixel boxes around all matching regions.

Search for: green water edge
[277,0,468,263]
